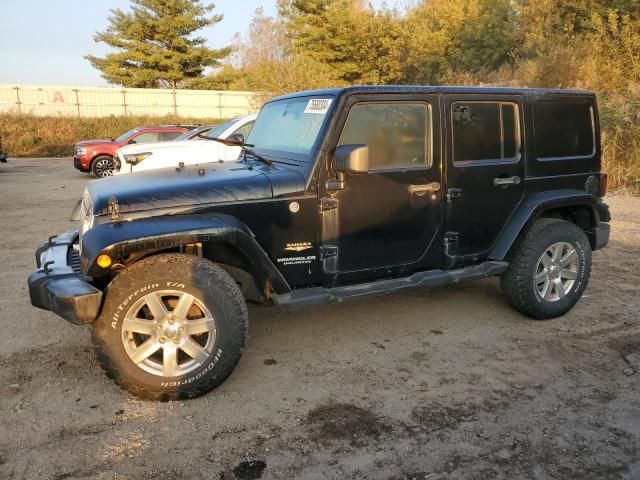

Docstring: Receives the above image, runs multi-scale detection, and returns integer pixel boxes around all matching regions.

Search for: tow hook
[43,260,55,275]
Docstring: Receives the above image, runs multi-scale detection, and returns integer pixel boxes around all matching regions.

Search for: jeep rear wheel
[501,218,592,319]
[91,156,114,178]
[91,254,248,400]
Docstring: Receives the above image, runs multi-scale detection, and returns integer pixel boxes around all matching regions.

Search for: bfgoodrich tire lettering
[91,253,248,400]
[501,218,592,320]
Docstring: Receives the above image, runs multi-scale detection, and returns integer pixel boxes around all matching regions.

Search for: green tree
[85,0,231,88]
[279,0,366,83]
[400,0,517,85]
[195,6,339,99]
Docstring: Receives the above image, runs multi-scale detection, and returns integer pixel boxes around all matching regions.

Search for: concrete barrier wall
[0,84,258,118]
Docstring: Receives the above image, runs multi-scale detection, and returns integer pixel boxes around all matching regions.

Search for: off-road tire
[90,155,114,178]
[501,218,592,320]
[91,254,248,400]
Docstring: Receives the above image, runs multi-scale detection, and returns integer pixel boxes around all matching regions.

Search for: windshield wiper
[242,148,273,167]
[201,136,253,147]
[202,136,273,167]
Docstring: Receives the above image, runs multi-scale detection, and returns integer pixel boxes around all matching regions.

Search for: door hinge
[320,197,338,212]
[446,188,463,202]
[444,231,459,246]
[319,246,338,260]
[108,196,120,221]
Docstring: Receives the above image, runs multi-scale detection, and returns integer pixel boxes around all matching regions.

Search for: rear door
[444,95,525,266]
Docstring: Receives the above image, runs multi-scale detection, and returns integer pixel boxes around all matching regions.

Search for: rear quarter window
[533,100,595,160]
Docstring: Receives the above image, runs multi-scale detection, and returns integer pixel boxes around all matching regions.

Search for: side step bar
[271,260,508,308]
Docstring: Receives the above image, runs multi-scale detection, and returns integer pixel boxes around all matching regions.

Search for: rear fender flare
[81,213,290,294]
[489,189,600,260]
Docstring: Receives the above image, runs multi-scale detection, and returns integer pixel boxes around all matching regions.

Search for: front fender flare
[81,213,291,294]
[489,189,601,261]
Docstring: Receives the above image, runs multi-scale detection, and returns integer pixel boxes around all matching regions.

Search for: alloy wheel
[94,158,114,177]
[121,290,217,377]
[535,242,579,302]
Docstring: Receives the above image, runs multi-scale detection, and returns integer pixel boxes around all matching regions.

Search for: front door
[323,95,443,281]
[444,95,525,266]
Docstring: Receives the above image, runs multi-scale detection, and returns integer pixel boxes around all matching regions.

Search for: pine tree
[85,0,230,88]
[279,0,366,83]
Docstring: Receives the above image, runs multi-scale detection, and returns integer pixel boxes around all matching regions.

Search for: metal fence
[0,84,258,118]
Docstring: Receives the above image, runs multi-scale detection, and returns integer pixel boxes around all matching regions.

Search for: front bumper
[113,152,131,175]
[28,230,102,325]
[73,156,90,172]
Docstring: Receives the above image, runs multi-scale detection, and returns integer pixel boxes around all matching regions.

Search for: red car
[73,125,195,177]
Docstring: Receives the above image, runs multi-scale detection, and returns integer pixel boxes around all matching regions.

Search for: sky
[0,0,389,87]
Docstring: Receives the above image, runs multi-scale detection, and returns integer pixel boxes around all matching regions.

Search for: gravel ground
[1,158,639,480]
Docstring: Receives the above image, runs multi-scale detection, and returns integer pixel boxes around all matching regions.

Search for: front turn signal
[96,254,112,269]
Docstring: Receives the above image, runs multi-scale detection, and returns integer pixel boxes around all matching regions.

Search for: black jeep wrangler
[28,86,610,400]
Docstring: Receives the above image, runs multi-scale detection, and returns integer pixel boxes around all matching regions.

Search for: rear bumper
[28,230,102,325]
[592,222,610,251]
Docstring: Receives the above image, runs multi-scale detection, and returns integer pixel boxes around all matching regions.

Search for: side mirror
[227,133,245,144]
[328,144,369,191]
[128,139,137,144]
[333,144,369,174]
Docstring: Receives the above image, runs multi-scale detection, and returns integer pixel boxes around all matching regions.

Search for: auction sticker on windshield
[304,99,332,114]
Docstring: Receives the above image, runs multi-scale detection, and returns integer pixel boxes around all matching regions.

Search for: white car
[114,114,257,175]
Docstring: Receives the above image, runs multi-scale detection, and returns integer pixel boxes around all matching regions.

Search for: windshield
[173,126,212,141]
[115,128,140,143]
[204,119,237,139]
[247,96,333,156]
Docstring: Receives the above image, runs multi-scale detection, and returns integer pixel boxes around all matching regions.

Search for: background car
[74,125,197,178]
[171,124,218,141]
[114,114,256,175]
[0,136,7,163]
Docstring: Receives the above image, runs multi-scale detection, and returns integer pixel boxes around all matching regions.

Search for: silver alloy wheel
[94,158,114,177]
[121,290,217,377]
[535,242,579,302]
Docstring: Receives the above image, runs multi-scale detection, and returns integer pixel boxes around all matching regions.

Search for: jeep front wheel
[501,218,592,320]
[91,254,248,400]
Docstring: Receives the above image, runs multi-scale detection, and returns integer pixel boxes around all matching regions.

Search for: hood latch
[108,196,121,222]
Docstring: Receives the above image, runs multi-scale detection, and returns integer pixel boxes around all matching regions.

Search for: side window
[161,132,182,141]
[533,101,595,160]
[452,101,519,164]
[338,102,431,169]
[232,121,255,140]
[130,132,160,144]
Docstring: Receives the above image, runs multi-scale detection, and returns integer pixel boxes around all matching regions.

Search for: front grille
[68,249,82,275]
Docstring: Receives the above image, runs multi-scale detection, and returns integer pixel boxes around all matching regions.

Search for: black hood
[87,161,305,216]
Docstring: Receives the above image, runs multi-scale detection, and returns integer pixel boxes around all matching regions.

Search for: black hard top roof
[271,85,595,102]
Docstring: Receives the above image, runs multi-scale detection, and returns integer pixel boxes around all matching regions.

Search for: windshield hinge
[319,246,338,260]
[320,197,338,212]
[108,196,120,222]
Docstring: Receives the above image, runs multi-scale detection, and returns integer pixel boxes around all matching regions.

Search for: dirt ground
[1,158,639,480]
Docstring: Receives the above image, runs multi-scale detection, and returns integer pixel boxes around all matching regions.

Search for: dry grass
[600,96,640,192]
[0,114,223,158]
